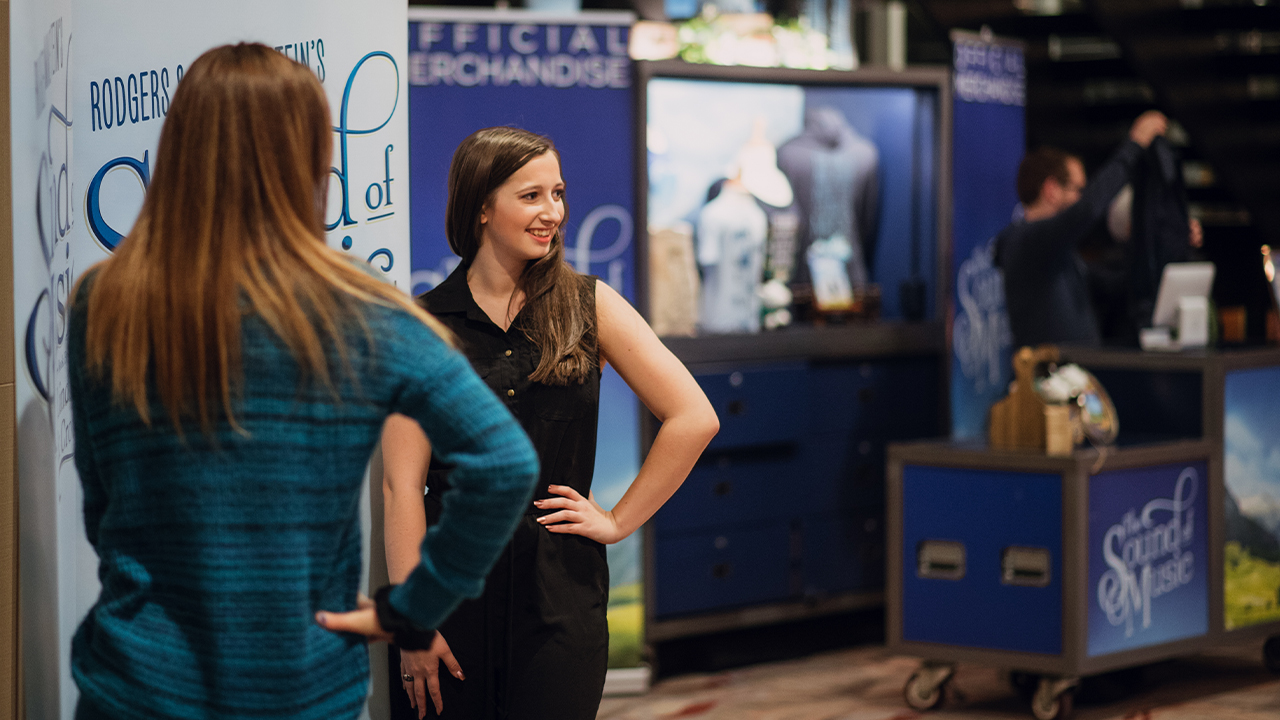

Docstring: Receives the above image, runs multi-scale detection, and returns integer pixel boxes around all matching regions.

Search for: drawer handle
[1001,546,1051,587]
[712,563,733,580]
[713,481,732,497]
[727,400,746,416]
[916,540,965,580]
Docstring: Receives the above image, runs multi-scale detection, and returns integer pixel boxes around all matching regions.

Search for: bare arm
[535,280,719,543]
[382,413,432,584]
[380,415,467,717]
[319,315,538,636]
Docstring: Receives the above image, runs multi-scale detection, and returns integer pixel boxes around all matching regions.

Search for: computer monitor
[1152,262,1216,328]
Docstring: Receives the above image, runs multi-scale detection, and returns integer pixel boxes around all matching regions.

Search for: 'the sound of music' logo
[1096,467,1198,637]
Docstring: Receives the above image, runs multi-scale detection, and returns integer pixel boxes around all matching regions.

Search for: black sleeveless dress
[388,267,608,720]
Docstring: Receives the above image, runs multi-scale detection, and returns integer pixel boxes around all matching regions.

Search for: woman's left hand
[315,593,394,642]
[535,485,624,544]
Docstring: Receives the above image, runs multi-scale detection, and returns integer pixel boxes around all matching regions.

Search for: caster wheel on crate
[903,663,954,712]
[1265,636,1280,674]
[1030,675,1078,720]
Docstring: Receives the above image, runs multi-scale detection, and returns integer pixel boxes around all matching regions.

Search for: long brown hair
[81,43,450,436]
[445,127,594,385]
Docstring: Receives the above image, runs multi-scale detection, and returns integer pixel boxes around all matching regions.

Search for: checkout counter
[887,345,1280,720]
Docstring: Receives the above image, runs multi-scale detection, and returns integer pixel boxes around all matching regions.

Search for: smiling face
[478,151,565,265]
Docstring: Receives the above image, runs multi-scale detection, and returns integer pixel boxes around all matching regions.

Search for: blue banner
[949,31,1024,440]
[406,11,634,297]
[1088,461,1209,657]
[406,9,641,668]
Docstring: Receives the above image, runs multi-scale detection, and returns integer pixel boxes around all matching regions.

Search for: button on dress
[389,266,607,720]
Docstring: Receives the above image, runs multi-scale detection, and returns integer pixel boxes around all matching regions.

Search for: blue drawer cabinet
[869,360,942,438]
[807,362,884,437]
[654,523,794,617]
[651,358,943,625]
[653,448,800,534]
[802,510,885,595]
[801,438,885,513]
[698,363,808,450]
[808,359,940,439]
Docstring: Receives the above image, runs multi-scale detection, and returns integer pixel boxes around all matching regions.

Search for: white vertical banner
[72,2,412,287]
[13,1,411,718]
[12,3,77,720]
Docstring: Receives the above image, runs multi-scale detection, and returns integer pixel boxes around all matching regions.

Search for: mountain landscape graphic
[1226,488,1280,563]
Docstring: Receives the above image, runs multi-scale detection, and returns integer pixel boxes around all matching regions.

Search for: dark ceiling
[912,0,1280,246]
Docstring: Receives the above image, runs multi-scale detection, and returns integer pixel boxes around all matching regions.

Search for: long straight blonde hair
[82,43,449,436]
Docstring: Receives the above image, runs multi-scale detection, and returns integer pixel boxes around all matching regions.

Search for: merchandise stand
[633,59,954,651]
[887,345,1280,720]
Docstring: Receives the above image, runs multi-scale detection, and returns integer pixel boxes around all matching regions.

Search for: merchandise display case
[636,59,953,646]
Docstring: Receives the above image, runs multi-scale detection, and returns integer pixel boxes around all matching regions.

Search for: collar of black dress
[421,263,505,329]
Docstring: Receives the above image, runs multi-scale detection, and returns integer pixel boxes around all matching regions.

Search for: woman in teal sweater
[68,44,538,719]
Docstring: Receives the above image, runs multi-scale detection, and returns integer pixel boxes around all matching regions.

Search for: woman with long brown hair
[382,127,720,719]
[68,44,538,720]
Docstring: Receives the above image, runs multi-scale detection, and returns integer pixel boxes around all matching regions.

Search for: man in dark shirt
[996,110,1168,347]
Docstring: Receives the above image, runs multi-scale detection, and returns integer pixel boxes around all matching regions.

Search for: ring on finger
[402,673,414,683]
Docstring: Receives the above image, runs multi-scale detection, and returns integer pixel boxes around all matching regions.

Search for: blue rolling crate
[887,439,1216,720]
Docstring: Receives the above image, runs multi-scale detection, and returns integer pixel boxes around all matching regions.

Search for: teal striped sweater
[67,280,539,720]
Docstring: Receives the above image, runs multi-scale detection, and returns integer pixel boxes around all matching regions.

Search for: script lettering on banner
[27,15,77,469]
[1088,462,1210,656]
[953,240,1011,394]
[80,39,405,284]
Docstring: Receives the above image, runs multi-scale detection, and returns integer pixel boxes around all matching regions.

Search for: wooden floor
[598,641,1280,720]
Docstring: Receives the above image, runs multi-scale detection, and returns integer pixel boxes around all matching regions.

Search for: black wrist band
[374,585,438,650]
